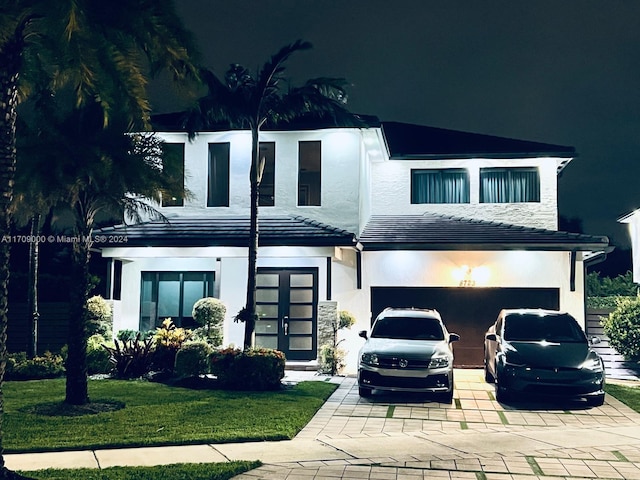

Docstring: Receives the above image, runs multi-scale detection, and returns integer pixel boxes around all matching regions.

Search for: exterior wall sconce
[452,265,489,287]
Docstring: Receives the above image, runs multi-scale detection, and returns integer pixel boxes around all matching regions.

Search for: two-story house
[95,116,610,370]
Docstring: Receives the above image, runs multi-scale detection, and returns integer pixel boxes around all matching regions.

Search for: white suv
[357,308,460,403]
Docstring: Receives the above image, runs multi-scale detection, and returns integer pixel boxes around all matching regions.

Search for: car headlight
[361,352,379,366]
[428,356,450,368]
[581,355,604,372]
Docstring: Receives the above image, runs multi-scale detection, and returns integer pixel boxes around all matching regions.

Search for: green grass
[3,378,337,453]
[606,383,640,412]
[18,461,260,480]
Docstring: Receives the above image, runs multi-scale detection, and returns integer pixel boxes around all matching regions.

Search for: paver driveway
[235,369,640,480]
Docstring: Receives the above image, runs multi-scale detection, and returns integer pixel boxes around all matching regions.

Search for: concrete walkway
[5,370,640,479]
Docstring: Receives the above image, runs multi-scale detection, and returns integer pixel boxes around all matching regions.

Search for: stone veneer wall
[317,301,338,354]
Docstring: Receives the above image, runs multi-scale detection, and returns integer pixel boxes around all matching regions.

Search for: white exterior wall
[332,249,586,373]
[153,129,362,234]
[620,210,640,284]
[367,156,560,230]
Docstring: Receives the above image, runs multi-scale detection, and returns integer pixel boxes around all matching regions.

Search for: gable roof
[381,121,576,162]
[93,215,356,248]
[359,213,609,251]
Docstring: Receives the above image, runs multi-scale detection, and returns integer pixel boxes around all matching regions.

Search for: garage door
[371,287,559,367]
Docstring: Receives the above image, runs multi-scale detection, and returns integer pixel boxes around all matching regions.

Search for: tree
[184,40,361,349]
[18,100,186,405]
[1,2,197,474]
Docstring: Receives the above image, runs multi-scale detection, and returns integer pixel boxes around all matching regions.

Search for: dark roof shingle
[359,213,609,251]
[94,216,356,248]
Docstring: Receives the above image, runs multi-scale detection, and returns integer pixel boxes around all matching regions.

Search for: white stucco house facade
[95,116,609,371]
[618,210,640,284]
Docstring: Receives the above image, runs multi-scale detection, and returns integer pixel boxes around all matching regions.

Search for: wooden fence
[586,308,640,380]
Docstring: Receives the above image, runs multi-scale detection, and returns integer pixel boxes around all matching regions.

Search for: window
[208,143,230,207]
[480,167,540,203]
[161,143,185,207]
[139,272,214,331]
[258,142,275,206]
[298,141,321,206]
[411,169,470,204]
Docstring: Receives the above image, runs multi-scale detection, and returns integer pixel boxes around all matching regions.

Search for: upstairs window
[411,169,470,204]
[161,143,185,207]
[208,143,230,207]
[298,141,321,206]
[258,142,275,207]
[480,167,540,203]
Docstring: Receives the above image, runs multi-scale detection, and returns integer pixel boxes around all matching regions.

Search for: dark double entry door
[255,268,318,361]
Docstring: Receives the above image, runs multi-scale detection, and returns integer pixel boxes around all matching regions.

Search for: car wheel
[359,386,373,397]
[586,394,605,407]
[494,371,511,403]
[484,356,495,383]
[436,389,454,404]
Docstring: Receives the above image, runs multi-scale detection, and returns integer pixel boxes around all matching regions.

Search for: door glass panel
[140,274,155,331]
[290,305,313,319]
[256,289,279,303]
[290,289,313,303]
[255,320,278,334]
[289,337,313,350]
[256,304,278,318]
[257,274,279,287]
[290,274,313,287]
[289,320,312,335]
[256,336,278,350]
[182,275,204,319]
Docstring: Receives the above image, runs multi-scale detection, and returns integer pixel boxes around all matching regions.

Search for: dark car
[357,307,460,403]
[484,308,605,406]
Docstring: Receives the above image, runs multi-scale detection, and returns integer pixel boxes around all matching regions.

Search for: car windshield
[503,313,587,343]
[371,316,445,340]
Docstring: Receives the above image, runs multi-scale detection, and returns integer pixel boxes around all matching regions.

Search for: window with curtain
[207,143,230,207]
[139,271,214,331]
[480,167,540,203]
[411,169,470,204]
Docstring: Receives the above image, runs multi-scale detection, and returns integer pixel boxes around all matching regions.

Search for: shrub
[210,347,286,390]
[87,334,113,375]
[174,342,212,378]
[153,319,192,372]
[319,344,347,375]
[87,295,113,338]
[192,298,225,347]
[117,329,153,342]
[6,351,65,380]
[102,333,155,379]
[603,296,640,361]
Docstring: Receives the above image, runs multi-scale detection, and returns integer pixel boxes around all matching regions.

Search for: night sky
[151,0,640,249]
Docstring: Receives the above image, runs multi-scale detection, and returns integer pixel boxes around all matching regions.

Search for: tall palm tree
[184,40,362,349]
[19,100,186,405]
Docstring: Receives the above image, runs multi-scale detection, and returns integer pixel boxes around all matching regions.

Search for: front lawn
[605,383,640,412]
[19,462,260,480]
[4,378,337,453]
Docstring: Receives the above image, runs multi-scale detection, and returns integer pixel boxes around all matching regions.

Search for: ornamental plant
[86,295,113,337]
[319,310,356,375]
[603,295,640,361]
[192,297,225,346]
[153,318,192,372]
[210,347,286,390]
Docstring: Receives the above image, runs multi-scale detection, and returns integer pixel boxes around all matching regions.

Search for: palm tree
[184,40,362,349]
[19,100,185,405]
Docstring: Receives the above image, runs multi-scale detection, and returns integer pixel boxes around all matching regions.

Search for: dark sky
[151,0,640,248]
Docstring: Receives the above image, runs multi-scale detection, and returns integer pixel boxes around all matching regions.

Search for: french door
[255,268,318,361]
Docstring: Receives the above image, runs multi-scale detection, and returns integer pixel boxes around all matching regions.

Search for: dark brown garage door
[371,287,559,367]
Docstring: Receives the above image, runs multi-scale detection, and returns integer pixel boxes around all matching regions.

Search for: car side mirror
[449,333,460,343]
[358,330,368,339]
[590,336,601,345]
[485,333,497,341]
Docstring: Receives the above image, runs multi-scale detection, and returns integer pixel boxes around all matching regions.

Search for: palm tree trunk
[26,215,40,358]
[65,234,91,405]
[243,127,260,349]
[0,24,36,480]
